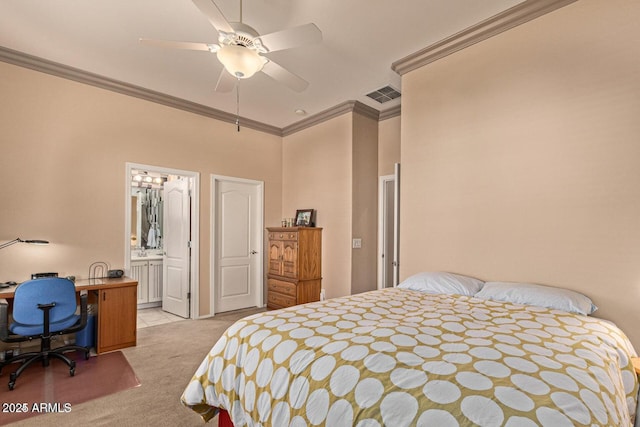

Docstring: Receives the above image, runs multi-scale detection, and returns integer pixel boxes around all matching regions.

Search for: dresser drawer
[268,279,296,298]
[268,231,298,241]
[267,291,296,308]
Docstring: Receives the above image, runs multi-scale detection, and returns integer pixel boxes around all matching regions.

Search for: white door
[378,164,401,288]
[378,175,395,289]
[213,177,263,313]
[393,163,401,286]
[162,178,190,318]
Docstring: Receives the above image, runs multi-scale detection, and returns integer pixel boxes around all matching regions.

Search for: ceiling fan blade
[192,0,234,34]
[257,23,322,52]
[261,60,309,92]
[139,38,213,52]
[215,68,237,92]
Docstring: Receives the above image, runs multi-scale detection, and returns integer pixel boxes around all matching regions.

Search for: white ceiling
[0,0,523,129]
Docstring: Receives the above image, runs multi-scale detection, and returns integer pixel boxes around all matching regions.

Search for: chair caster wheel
[8,381,15,390]
[70,368,75,377]
[84,351,90,360]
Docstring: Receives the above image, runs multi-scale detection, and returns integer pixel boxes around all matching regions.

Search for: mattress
[182,287,638,426]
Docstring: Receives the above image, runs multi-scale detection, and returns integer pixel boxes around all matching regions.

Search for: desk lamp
[0,238,49,250]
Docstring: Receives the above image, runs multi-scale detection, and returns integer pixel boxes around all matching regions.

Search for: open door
[378,163,401,288]
[162,178,190,318]
[378,174,395,289]
[393,163,400,286]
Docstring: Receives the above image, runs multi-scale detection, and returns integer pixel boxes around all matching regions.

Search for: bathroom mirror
[130,187,163,249]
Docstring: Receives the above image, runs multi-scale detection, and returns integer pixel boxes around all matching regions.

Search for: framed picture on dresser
[295,209,314,227]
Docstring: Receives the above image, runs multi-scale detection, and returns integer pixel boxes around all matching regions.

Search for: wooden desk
[0,277,138,354]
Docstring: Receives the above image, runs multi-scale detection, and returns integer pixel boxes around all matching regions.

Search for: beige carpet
[9,307,264,426]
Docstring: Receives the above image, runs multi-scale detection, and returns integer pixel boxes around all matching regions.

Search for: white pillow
[397,272,484,296]
[475,281,597,315]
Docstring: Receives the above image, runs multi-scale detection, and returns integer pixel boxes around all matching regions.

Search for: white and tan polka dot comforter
[181,288,638,426]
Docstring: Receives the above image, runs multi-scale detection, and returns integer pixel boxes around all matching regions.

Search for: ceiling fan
[140,0,322,92]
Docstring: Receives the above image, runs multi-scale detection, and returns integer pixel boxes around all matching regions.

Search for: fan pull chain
[235,77,241,132]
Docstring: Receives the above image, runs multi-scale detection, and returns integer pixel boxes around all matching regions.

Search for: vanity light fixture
[131,171,168,187]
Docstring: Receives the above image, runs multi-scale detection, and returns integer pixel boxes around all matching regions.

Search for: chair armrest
[0,298,8,341]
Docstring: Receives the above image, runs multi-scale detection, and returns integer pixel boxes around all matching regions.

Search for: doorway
[211,175,264,314]
[124,163,200,320]
[378,163,400,289]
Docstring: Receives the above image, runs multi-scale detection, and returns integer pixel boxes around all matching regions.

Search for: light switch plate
[352,238,362,249]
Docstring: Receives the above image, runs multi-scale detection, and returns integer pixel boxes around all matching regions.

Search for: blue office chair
[0,277,90,390]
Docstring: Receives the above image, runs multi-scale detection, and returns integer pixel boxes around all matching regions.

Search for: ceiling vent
[366,85,401,103]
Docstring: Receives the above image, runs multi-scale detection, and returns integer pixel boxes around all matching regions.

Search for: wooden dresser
[267,227,322,309]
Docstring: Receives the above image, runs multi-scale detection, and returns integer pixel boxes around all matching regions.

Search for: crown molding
[282,100,380,136]
[0,46,282,136]
[379,105,401,121]
[353,101,380,121]
[0,46,395,137]
[282,101,354,136]
[392,0,578,75]
[1,2,577,137]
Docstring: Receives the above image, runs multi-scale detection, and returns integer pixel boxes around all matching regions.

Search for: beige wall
[282,110,381,299]
[400,0,640,347]
[0,62,283,316]
[378,115,401,177]
[282,114,353,298]
[351,112,379,294]
[0,61,390,313]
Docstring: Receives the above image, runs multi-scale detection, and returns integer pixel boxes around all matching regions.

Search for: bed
[181,272,638,426]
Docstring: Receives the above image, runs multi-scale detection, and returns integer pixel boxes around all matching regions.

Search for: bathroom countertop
[131,255,162,261]
[131,250,163,262]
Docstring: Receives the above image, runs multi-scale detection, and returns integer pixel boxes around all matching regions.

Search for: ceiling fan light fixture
[217,44,264,79]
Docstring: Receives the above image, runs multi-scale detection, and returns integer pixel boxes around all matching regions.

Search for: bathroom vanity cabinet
[131,258,163,307]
